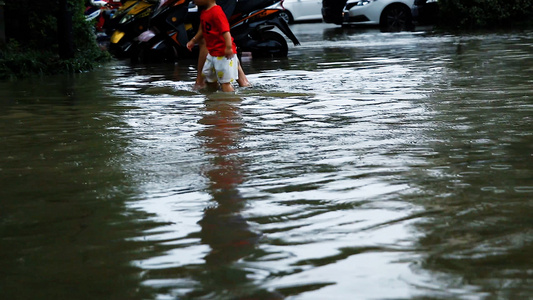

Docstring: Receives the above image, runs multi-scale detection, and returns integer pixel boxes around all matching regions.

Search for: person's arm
[187,27,203,51]
[222,31,234,59]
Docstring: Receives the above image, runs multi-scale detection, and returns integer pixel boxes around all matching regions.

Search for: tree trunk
[58,0,74,59]
[0,1,6,46]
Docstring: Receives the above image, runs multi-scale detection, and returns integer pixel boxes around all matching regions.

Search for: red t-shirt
[200,5,237,57]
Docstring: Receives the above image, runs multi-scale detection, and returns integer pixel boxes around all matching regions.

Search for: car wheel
[380,4,413,32]
[279,10,293,24]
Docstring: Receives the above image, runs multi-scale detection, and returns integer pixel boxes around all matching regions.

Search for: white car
[272,0,323,24]
[323,0,415,31]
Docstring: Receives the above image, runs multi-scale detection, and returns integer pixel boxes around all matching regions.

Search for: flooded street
[1,23,532,299]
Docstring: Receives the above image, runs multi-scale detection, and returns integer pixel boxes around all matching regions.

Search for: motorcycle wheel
[251,31,289,59]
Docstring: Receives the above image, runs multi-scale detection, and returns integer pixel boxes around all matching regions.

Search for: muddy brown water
[1,24,532,299]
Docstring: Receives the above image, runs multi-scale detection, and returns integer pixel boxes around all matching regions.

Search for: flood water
[1,24,532,299]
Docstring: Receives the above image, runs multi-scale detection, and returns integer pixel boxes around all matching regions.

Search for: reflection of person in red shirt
[187,0,239,92]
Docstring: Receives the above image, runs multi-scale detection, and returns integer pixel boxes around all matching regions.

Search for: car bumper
[343,11,372,24]
[343,2,385,25]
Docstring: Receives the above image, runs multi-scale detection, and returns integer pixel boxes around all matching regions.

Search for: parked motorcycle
[85,0,122,36]
[230,0,300,58]
[104,0,139,32]
[108,0,159,58]
[132,0,197,62]
[132,0,300,62]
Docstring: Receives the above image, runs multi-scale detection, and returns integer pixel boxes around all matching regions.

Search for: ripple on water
[514,186,533,193]
[101,30,533,299]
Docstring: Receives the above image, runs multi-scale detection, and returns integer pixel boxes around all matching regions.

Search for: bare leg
[194,39,208,90]
[237,62,250,87]
[220,82,234,92]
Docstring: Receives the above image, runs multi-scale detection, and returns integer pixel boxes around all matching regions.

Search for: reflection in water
[405,34,533,299]
[0,72,153,300]
[192,99,281,299]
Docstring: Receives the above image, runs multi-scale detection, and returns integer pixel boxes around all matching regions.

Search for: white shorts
[202,54,238,84]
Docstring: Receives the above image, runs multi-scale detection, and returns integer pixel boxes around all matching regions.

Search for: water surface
[1,24,532,299]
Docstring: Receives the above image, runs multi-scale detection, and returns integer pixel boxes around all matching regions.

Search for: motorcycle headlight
[119,13,135,24]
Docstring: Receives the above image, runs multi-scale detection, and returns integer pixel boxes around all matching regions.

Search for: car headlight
[346,0,377,10]
[357,0,377,6]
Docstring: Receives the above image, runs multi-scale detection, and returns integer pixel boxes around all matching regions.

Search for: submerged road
[1,23,532,300]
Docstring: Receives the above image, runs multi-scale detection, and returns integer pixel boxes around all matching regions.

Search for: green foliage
[438,0,533,29]
[71,0,101,50]
[0,41,111,79]
[1,0,111,79]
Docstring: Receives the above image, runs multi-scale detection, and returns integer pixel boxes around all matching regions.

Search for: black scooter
[229,0,300,58]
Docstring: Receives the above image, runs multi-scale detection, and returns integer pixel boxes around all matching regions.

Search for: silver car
[323,0,415,31]
[271,0,324,24]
